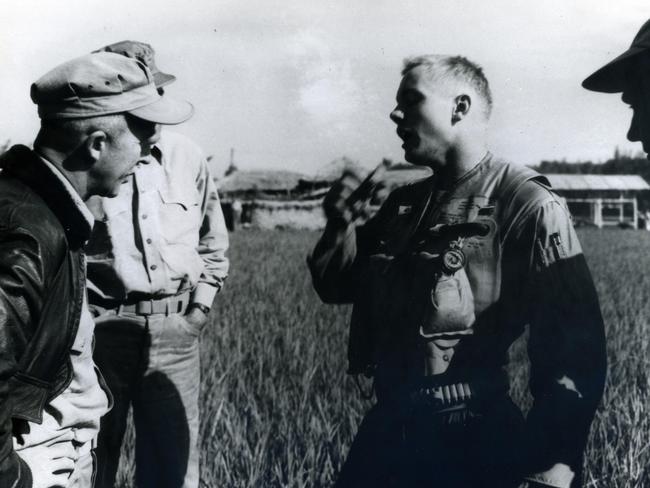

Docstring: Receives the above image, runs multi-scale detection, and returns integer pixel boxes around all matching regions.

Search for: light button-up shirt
[86,131,230,308]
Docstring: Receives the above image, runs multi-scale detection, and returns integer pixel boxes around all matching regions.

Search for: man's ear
[451,94,471,124]
[84,131,108,162]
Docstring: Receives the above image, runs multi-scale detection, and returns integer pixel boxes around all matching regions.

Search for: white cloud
[286,30,364,132]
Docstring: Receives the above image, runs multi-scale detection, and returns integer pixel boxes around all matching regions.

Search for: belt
[406,374,509,413]
[117,292,191,316]
[374,372,509,413]
[409,382,473,409]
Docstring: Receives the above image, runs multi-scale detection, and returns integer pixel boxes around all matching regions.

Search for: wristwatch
[188,303,210,315]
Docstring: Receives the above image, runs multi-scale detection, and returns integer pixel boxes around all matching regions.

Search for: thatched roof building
[217,161,431,230]
[217,170,306,200]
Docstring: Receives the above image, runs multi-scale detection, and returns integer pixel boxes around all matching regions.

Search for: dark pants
[93,311,202,488]
[335,397,526,488]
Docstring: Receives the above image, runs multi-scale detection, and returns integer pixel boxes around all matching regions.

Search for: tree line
[531,148,650,182]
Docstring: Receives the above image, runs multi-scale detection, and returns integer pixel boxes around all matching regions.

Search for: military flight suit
[309,153,606,488]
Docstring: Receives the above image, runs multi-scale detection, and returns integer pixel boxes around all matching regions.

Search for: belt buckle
[135,299,155,315]
[128,292,190,316]
[152,298,169,315]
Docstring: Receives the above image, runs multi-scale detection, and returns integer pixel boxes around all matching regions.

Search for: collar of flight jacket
[0,145,93,249]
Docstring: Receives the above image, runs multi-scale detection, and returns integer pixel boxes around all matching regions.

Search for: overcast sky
[1,0,649,175]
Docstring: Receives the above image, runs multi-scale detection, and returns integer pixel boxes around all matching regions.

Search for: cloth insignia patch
[550,232,567,260]
[536,232,568,267]
[478,205,495,216]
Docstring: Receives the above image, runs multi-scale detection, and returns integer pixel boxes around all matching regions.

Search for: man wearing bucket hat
[84,41,229,488]
[0,52,192,488]
[309,54,606,487]
[583,19,650,157]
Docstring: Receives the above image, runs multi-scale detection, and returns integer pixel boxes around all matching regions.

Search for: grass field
[114,227,650,488]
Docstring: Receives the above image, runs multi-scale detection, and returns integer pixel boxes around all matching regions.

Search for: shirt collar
[138,144,163,165]
[38,155,95,230]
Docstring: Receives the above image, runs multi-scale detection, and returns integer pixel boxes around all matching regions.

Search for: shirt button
[146,238,152,244]
[442,354,450,362]
[142,214,148,219]
[150,264,157,271]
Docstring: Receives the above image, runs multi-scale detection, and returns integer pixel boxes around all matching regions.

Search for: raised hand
[323,160,390,227]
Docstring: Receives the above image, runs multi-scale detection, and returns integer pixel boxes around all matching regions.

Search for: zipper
[408,153,491,250]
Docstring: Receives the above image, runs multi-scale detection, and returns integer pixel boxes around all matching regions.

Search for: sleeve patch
[536,232,568,267]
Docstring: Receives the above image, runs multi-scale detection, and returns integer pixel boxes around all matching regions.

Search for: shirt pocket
[157,188,201,246]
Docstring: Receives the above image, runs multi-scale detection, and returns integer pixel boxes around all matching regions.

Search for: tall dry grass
[113,228,649,487]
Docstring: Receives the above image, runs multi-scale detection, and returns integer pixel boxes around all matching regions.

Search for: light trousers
[93,310,202,488]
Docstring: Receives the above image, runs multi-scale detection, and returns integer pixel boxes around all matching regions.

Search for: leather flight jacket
[0,145,91,487]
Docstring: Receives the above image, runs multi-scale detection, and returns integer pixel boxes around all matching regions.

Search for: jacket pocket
[8,373,51,424]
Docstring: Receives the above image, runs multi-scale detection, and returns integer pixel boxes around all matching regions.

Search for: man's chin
[403,149,420,164]
[404,151,430,167]
[641,140,650,158]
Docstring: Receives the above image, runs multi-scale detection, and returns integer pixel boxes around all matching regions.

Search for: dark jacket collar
[0,145,92,248]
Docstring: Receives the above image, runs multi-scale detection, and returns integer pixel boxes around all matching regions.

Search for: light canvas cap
[31,52,193,124]
[94,40,176,88]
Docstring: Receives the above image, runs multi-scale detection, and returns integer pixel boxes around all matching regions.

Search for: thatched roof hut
[217,170,306,200]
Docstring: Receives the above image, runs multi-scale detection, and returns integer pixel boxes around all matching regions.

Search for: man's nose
[146,124,162,145]
[390,107,403,124]
[139,144,152,157]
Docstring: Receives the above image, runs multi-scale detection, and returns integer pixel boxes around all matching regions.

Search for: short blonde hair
[403,54,493,119]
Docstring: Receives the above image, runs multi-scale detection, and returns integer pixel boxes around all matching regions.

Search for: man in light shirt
[85,41,229,488]
[0,52,192,488]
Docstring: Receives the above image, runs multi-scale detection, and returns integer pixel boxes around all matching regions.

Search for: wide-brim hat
[583,19,650,93]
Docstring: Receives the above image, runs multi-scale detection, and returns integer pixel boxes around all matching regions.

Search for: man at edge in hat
[84,41,229,488]
[309,54,607,487]
[0,52,192,488]
[583,19,650,158]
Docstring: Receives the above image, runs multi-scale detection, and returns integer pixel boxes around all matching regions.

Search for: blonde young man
[309,55,607,488]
